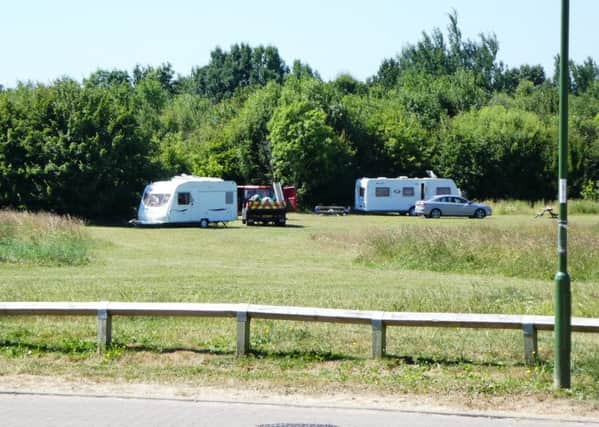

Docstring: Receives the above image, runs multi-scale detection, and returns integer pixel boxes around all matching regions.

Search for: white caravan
[354,176,461,215]
[136,175,237,227]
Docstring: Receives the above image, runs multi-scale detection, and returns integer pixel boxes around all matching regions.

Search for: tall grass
[569,199,599,214]
[0,210,91,265]
[483,199,599,215]
[358,221,599,281]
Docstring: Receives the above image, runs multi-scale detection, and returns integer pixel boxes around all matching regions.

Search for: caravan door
[170,190,194,223]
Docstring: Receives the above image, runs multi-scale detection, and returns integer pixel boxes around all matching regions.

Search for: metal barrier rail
[2,302,599,364]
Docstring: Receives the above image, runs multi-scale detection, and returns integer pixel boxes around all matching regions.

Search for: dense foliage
[1,14,599,217]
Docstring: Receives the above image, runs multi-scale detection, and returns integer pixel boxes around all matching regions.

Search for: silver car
[415,195,492,219]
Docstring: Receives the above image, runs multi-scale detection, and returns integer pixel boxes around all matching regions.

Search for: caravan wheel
[199,218,209,228]
[408,206,416,216]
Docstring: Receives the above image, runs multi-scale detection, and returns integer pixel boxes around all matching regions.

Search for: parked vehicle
[415,195,492,219]
[134,175,237,227]
[354,175,461,215]
[237,184,297,212]
[241,182,287,226]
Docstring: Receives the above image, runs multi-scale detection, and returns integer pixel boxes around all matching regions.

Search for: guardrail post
[522,323,538,365]
[97,307,112,353]
[371,318,386,359]
[236,311,250,357]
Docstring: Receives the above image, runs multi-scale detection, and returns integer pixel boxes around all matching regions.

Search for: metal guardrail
[2,302,599,364]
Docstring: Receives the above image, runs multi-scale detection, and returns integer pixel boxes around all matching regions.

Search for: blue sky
[1,0,597,87]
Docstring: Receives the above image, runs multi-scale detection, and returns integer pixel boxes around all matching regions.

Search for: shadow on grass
[0,340,235,356]
[0,340,352,361]
[90,222,308,230]
[249,348,356,362]
[0,340,544,369]
[383,352,530,368]
[91,222,244,230]
[122,343,234,356]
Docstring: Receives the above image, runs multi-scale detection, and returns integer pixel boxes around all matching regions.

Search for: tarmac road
[1,393,598,427]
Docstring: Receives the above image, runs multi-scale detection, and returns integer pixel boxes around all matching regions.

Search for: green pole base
[554,271,571,389]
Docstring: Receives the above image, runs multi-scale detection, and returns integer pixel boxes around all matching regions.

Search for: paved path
[1,393,598,427]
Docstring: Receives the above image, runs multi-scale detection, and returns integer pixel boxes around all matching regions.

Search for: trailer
[242,199,287,226]
[237,184,297,212]
[241,182,287,226]
[134,175,237,227]
[354,175,461,216]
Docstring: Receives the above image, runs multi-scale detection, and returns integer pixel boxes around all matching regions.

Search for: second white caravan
[136,175,237,227]
[354,176,461,215]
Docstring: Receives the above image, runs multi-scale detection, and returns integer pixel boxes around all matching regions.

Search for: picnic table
[534,206,558,218]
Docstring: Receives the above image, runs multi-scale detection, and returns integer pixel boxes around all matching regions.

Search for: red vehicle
[237,185,297,212]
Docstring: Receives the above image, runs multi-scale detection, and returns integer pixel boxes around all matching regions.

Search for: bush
[581,180,599,202]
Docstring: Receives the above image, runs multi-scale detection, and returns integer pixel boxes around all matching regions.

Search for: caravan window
[177,192,191,205]
[143,192,170,207]
[225,191,234,204]
[359,187,365,197]
[402,187,415,196]
[375,187,390,197]
[436,187,451,195]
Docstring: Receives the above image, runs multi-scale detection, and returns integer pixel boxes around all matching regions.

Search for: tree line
[1,12,599,219]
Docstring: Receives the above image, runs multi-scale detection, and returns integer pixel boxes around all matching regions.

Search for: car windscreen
[143,192,171,207]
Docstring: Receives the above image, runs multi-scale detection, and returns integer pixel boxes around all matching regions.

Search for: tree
[372,10,503,91]
[133,62,177,94]
[332,73,366,96]
[438,105,553,200]
[191,44,288,102]
[567,90,599,195]
[393,69,488,129]
[498,64,546,93]
[268,100,352,205]
[370,58,401,89]
[234,82,281,183]
[289,60,320,80]
[84,69,131,88]
[0,79,158,219]
[367,98,430,176]
[570,57,599,94]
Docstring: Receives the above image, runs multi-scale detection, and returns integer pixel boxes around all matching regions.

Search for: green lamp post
[554,0,571,389]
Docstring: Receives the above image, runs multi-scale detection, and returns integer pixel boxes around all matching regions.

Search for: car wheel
[408,206,416,216]
[430,209,441,219]
[474,208,486,219]
[199,218,209,228]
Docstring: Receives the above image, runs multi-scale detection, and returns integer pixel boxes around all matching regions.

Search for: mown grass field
[1,210,599,406]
